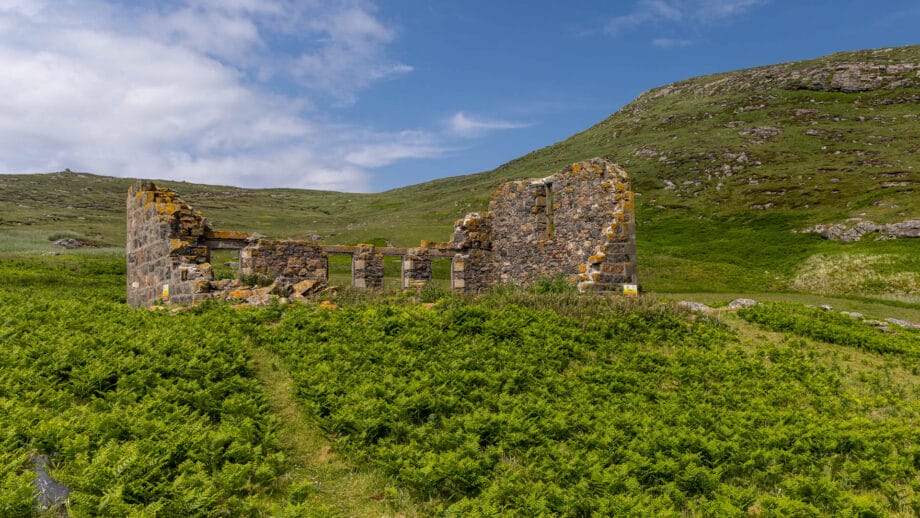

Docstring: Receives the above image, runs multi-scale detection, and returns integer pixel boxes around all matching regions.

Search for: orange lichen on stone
[206,230,249,240]
[156,201,182,215]
[169,238,191,252]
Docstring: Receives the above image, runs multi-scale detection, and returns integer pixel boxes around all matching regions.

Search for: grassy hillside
[2,45,918,297]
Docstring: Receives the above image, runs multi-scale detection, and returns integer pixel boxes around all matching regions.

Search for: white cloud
[290,6,413,104]
[606,0,683,34]
[344,131,451,168]
[446,112,531,138]
[606,0,767,36]
[0,0,426,191]
[142,6,264,64]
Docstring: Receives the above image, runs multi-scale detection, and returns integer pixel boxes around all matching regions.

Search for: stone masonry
[448,158,638,293]
[239,239,328,284]
[126,158,637,306]
[126,180,213,307]
[402,248,432,289]
[351,245,384,289]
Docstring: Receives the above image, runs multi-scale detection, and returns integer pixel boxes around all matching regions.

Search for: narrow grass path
[248,346,420,517]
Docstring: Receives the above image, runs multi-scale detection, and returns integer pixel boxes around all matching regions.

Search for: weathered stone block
[600,263,625,274]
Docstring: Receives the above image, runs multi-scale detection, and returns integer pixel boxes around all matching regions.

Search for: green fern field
[3,255,920,515]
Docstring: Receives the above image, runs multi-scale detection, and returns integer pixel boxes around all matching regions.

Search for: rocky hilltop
[649,49,920,98]
[532,45,920,233]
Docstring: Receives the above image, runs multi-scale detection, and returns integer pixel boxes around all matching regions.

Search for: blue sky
[0,1,917,192]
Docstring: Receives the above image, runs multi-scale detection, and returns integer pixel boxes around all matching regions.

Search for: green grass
[0,255,420,516]
[247,346,419,517]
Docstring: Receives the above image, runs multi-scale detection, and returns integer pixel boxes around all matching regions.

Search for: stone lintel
[322,244,455,258]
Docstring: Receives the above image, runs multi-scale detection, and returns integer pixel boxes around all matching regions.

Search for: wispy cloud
[652,37,694,48]
[343,131,452,168]
[605,0,683,34]
[695,0,767,22]
[606,0,767,39]
[140,0,412,104]
[0,0,424,191]
[446,112,531,138]
[288,5,414,104]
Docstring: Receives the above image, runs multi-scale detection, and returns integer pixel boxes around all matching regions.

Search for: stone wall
[352,244,384,289]
[450,158,637,293]
[126,180,213,307]
[447,212,495,292]
[402,248,432,289]
[126,157,637,304]
[239,239,328,284]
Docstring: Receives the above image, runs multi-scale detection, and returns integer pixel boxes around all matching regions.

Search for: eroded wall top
[469,157,637,292]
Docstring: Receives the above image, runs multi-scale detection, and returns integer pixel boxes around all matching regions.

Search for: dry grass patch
[792,253,919,298]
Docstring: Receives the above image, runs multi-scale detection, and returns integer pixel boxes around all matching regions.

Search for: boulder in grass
[886,318,920,330]
[290,279,327,299]
[53,238,85,249]
[727,298,758,309]
[31,454,70,516]
[678,301,713,312]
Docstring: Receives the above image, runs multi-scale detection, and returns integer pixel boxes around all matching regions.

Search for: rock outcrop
[802,219,920,241]
[644,49,920,100]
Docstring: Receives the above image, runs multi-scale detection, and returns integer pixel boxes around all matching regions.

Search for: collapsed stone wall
[126,180,213,307]
[449,158,637,293]
[126,157,637,305]
[239,240,328,284]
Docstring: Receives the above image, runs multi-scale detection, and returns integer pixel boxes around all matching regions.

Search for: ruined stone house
[126,158,637,307]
